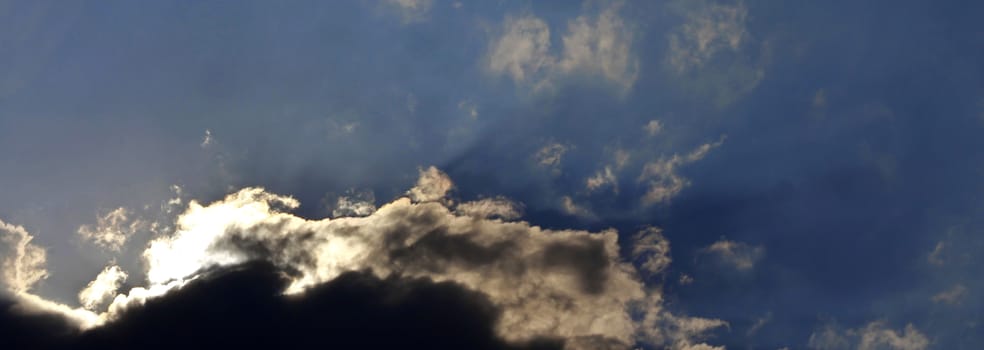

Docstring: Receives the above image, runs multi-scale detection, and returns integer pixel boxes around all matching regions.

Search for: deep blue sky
[2,1,983,348]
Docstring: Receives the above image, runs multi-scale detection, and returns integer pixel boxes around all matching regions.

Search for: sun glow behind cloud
[1,167,725,349]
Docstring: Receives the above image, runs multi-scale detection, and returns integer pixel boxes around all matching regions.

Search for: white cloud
[534,142,570,172]
[557,3,639,91]
[488,15,554,85]
[560,196,596,220]
[455,197,522,220]
[700,239,764,271]
[128,169,723,348]
[586,149,631,194]
[1,219,101,328]
[458,99,479,120]
[631,227,671,276]
[200,129,213,148]
[638,139,723,205]
[385,0,433,23]
[407,166,454,202]
[0,219,48,294]
[645,120,664,136]
[808,321,929,350]
[78,265,128,311]
[747,312,772,336]
[332,190,377,218]
[667,1,748,73]
[77,207,145,252]
[586,166,618,192]
[931,284,968,306]
[487,3,638,92]
[927,241,945,266]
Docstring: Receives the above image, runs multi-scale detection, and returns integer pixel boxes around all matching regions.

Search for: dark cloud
[1,262,563,350]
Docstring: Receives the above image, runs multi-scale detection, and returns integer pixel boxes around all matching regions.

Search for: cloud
[407,166,454,202]
[534,142,570,174]
[586,149,630,194]
[3,262,563,350]
[556,3,639,91]
[931,284,968,306]
[559,196,596,220]
[645,120,664,137]
[927,241,945,266]
[487,3,638,93]
[0,220,48,294]
[385,0,434,23]
[808,321,929,350]
[200,129,213,148]
[700,239,764,271]
[1,169,727,348]
[78,265,127,311]
[77,207,145,252]
[746,312,772,336]
[631,227,672,276]
[332,189,377,218]
[667,1,748,73]
[638,139,723,205]
[455,197,522,220]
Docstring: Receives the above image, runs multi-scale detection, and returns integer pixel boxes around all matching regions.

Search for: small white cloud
[0,219,48,293]
[747,312,772,336]
[332,190,377,218]
[200,129,213,148]
[927,241,945,266]
[632,227,672,275]
[638,138,723,205]
[645,119,664,136]
[78,265,128,311]
[586,166,618,193]
[407,166,454,202]
[77,207,145,252]
[560,196,595,219]
[455,197,522,220]
[931,284,968,306]
[586,149,631,194]
[458,100,479,120]
[534,142,570,172]
[701,238,764,271]
[385,0,433,23]
[679,274,694,285]
[667,1,748,73]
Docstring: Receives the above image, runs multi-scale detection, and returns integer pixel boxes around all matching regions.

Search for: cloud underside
[0,167,724,350]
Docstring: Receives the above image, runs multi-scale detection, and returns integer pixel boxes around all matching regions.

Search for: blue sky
[1,1,983,349]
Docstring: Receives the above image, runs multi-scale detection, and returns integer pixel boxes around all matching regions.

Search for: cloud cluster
[1,168,725,349]
[487,3,638,92]
[808,321,929,350]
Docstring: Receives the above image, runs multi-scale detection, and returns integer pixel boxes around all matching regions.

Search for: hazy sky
[2,1,983,349]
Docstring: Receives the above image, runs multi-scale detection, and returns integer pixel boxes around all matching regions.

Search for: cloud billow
[1,167,725,350]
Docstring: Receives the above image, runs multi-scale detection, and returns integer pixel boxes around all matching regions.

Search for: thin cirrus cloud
[0,167,727,349]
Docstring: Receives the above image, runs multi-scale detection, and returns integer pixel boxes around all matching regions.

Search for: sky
[1,1,983,349]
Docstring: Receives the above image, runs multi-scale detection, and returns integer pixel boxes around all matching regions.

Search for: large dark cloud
[1,262,563,350]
